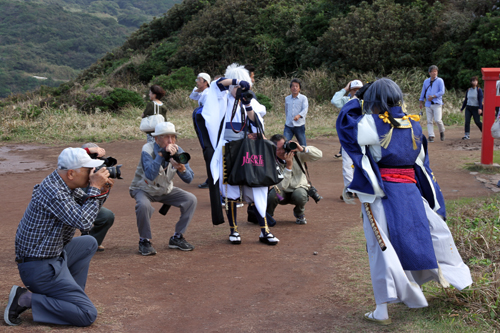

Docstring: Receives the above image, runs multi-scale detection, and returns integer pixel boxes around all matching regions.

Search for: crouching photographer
[267,134,323,225]
[80,143,117,252]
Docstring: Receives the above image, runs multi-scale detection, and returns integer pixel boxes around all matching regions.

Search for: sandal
[259,232,279,246]
[363,311,391,325]
[229,232,241,245]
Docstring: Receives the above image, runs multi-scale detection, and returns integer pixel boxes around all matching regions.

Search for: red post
[480,68,500,165]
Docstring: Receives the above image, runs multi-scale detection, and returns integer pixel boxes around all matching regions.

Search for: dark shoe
[97,245,105,252]
[139,239,157,256]
[429,136,434,143]
[295,215,307,225]
[169,235,194,251]
[462,135,470,140]
[229,232,241,244]
[259,232,279,245]
[4,286,29,326]
[334,153,342,158]
[198,182,208,189]
[440,132,445,141]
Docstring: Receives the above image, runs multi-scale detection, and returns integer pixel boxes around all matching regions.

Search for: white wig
[224,63,253,88]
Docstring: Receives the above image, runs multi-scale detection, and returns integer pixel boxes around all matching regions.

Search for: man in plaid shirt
[4,147,110,327]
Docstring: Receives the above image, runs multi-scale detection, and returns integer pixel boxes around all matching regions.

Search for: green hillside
[0,0,180,97]
[3,0,500,103]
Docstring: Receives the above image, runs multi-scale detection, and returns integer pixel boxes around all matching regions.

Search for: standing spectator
[80,143,115,252]
[189,73,211,107]
[460,76,483,140]
[4,148,109,327]
[419,65,446,142]
[284,79,308,146]
[190,73,211,189]
[331,80,363,200]
[129,122,197,255]
[331,80,363,108]
[142,85,168,143]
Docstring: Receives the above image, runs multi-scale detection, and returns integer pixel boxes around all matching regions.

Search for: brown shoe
[97,245,105,252]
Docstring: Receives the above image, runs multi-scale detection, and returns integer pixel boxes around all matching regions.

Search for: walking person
[460,76,483,140]
[419,65,446,142]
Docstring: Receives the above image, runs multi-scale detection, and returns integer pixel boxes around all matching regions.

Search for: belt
[16,256,58,264]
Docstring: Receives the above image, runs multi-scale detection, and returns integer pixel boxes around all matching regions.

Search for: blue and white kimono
[336,99,472,308]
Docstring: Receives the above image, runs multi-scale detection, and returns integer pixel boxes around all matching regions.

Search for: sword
[363,202,387,251]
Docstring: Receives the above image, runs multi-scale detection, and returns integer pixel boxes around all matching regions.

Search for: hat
[58,148,103,170]
[151,122,180,137]
[197,73,211,85]
[351,80,363,89]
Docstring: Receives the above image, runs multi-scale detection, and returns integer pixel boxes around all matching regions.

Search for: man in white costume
[201,63,278,245]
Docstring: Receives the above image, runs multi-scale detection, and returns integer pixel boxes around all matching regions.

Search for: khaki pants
[425,104,445,138]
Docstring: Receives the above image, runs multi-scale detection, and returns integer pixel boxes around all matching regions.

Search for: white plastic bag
[140,103,165,132]
[491,115,500,139]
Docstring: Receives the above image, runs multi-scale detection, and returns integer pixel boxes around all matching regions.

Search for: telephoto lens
[283,141,298,153]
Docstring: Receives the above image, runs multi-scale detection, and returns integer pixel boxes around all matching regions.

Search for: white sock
[373,303,388,320]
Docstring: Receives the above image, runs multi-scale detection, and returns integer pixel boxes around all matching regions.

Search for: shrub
[102,88,145,111]
[256,93,273,111]
[149,67,196,92]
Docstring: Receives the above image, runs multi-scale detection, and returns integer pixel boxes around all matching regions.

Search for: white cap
[58,148,104,170]
[351,80,363,89]
[197,73,211,85]
[151,122,180,137]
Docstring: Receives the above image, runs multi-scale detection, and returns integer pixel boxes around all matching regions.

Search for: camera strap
[293,154,313,186]
[230,88,246,134]
[423,78,434,100]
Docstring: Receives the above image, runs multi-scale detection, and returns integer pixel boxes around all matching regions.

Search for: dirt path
[0,126,494,332]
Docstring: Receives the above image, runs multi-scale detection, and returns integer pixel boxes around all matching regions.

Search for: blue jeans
[283,125,307,146]
[17,236,98,326]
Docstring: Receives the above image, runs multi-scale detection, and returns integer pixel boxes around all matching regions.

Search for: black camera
[92,156,123,179]
[160,149,191,164]
[283,140,298,153]
[235,88,254,104]
[307,186,322,204]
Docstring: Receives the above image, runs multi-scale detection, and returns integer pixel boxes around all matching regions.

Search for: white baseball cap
[58,148,104,170]
[351,80,363,89]
[197,73,211,85]
[151,122,180,137]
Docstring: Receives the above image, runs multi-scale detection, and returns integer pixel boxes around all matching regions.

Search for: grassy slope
[0,0,181,97]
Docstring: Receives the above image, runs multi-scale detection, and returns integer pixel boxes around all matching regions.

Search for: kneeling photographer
[267,134,323,225]
[81,143,118,252]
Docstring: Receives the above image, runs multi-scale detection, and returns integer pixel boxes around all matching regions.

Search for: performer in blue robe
[336,78,472,325]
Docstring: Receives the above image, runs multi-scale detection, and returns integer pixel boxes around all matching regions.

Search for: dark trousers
[89,207,114,245]
[267,187,308,218]
[464,106,482,134]
[17,236,98,326]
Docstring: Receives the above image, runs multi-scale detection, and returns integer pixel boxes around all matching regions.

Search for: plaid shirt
[15,170,104,259]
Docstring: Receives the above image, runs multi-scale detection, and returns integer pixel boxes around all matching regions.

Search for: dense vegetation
[2,0,500,105]
[0,0,180,97]
[70,0,500,92]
